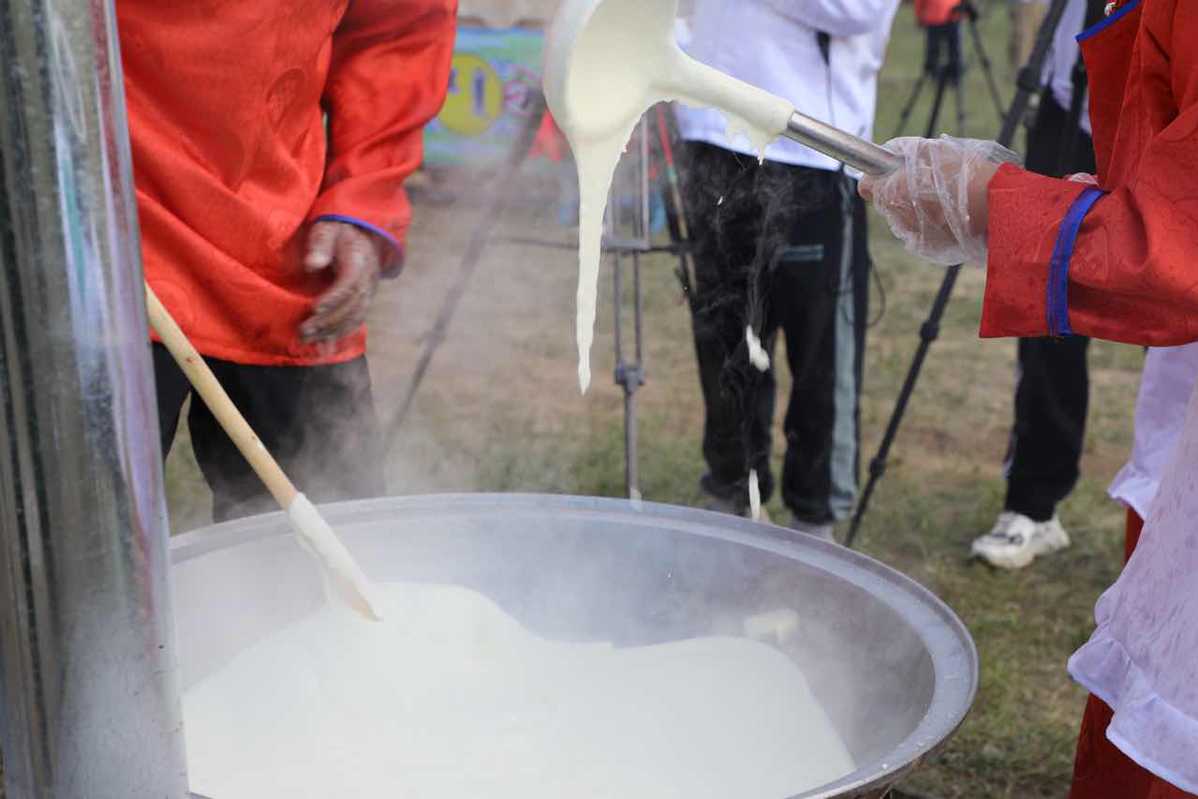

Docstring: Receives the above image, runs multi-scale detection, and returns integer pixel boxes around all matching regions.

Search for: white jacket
[675,0,899,170]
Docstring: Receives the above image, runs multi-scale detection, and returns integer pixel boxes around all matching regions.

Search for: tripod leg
[891,74,928,140]
[968,16,1008,121]
[629,252,645,500]
[613,250,635,498]
[954,76,966,136]
[923,72,950,139]
[625,378,640,500]
[846,266,963,549]
[634,252,645,366]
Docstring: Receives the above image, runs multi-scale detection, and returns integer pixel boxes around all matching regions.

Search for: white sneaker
[971,512,1071,569]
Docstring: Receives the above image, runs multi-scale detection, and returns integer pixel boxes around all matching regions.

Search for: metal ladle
[543,0,902,175]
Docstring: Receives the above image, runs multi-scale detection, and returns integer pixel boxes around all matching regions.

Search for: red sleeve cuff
[980,164,1089,339]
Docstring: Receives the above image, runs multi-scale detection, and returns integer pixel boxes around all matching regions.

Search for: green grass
[162,5,1142,797]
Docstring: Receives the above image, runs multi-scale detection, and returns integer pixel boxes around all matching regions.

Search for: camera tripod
[891,1,1006,139]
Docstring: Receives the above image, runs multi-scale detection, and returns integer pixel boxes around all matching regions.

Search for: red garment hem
[148,331,366,367]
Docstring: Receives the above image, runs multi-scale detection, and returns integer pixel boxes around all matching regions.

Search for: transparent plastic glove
[859,136,1022,266]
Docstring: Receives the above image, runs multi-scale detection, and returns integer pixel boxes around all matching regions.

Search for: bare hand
[300,221,386,344]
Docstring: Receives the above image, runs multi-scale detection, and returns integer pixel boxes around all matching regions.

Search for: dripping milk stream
[555,0,780,392]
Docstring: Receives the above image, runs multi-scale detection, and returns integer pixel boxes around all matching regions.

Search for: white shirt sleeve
[759,0,898,36]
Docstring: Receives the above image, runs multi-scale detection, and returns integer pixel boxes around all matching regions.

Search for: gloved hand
[859,136,1022,266]
[300,221,396,344]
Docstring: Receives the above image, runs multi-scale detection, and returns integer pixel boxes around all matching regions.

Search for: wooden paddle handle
[145,284,298,510]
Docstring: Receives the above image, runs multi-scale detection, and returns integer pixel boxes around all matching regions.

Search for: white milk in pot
[184,582,855,798]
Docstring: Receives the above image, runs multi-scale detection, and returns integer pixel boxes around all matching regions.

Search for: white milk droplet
[746,326,770,371]
[749,469,763,521]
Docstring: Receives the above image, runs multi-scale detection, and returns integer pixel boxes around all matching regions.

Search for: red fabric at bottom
[1124,506,1145,562]
[1068,509,1196,799]
[1069,694,1195,799]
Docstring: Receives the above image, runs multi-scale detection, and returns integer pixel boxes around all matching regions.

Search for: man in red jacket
[862,1,1197,795]
[121,1,458,521]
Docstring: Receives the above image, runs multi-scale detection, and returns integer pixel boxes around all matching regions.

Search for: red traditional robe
[119,0,458,365]
[981,2,1198,795]
[982,0,1198,348]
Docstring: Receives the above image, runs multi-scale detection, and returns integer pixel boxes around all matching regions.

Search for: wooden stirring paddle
[145,284,382,621]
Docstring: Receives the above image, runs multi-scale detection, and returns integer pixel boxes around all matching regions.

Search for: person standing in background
[675,0,900,538]
[122,1,458,521]
[971,0,1107,569]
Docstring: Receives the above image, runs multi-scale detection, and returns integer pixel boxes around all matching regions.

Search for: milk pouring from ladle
[545,0,902,175]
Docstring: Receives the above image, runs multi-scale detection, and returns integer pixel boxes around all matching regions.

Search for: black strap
[815,31,842,174]
[816,31,831,65]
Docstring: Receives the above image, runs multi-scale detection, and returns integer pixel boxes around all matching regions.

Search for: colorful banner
[423,27,545,168]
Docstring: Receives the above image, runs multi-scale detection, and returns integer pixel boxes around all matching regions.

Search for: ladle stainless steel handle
[784,111,902,176]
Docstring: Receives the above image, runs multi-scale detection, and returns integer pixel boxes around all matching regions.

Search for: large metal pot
[171,494,977,798]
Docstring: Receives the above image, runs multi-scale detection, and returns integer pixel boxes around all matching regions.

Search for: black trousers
[682,142,870,524]
[1004,92,1097,522]
[154,343,386,523]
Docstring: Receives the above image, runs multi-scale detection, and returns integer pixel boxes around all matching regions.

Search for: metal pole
[613,250,641,499]
[784,111,902,175]
[0,0,189,795]
[614,249,625,378]
[628,252,645,500]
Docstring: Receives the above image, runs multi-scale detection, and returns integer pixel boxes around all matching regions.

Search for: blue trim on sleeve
[315,214,402,252]
[1047,187,1106,337]
[1077,0,1140,41]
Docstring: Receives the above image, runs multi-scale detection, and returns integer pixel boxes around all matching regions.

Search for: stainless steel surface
[785,112,903,176]
[172,494,978,799]
[0,0,189,796]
